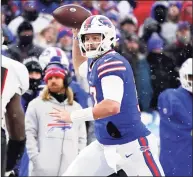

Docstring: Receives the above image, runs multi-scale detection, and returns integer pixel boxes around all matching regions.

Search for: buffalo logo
[140,146,150,152]
[47,121,72,133]
[98,17,112,28]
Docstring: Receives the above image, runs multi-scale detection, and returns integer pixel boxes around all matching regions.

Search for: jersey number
[90,86,97,106]
[1,67,8,95]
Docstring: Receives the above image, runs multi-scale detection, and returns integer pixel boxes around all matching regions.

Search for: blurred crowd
[1,0,193,176]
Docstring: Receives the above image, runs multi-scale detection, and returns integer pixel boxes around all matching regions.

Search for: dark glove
[6,138,26,172]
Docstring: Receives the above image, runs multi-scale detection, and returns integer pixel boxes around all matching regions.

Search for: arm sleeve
[78,61,88,78]
[15,62,29,95]
[101,75,124,104]
[25,101,39,161]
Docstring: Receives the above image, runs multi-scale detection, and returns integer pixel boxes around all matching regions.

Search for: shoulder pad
[2,57,29,95]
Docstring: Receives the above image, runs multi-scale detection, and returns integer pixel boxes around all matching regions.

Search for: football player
[158,58,192,176]
[49,15,164,176]
[1,47,29,176]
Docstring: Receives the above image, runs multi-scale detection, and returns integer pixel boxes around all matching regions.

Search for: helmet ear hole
[81,35,85,42]
[81,47,86,53]
[110,37,115,48]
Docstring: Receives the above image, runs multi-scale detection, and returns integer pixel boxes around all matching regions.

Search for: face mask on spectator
[154,6,167,23]
[23,10,39,21]
[177,31,191,44]
[29,78,41,90]
[19,35,33,46]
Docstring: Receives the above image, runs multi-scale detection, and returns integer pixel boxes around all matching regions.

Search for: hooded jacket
[25,96,87,176]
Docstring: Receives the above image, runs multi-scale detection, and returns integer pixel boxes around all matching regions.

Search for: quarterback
[49,15,164,176]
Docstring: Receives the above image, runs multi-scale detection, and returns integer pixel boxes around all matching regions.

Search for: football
[53,4,92,29]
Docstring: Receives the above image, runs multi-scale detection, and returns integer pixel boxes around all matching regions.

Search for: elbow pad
[6,138,26,172]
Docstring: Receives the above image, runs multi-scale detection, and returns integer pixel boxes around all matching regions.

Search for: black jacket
[7,43,44,63]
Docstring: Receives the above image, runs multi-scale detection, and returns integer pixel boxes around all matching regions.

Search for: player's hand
[71,28,80,35]
[49,107,72,123]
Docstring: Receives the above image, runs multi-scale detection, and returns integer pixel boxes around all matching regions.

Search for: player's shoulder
[159,88,178,102]
[97,51,127,66]
[158,88,179,115]
[94,51,128,78]
[2,56,29,94]
[2,55,26,71]
[96,51,128,70]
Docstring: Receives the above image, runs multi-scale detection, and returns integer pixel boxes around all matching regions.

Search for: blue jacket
[158,86,192,176]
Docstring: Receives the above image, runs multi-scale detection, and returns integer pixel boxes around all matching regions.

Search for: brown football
[53,4,92,29]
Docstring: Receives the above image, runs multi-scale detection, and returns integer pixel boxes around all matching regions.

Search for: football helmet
[39,47,69,70]
[78,15,117,58]
[179,58,193,93]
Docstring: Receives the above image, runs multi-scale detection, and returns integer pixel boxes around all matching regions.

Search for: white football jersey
[1,55,29,129]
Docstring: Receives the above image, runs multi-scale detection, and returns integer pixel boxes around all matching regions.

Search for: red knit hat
[44,64,66,83]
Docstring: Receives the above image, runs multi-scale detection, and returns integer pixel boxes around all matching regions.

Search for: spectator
[150,1,169,24]
[180,1,193,36]
[147,32,179,110]
[120,14,138,36]
[56,28,73,60]
[138,17,163,44]
[164,21,193,68]
[8,1,52,37]
[7,21,44,63]
[25,58,87,176]
[138,1,168,41]
[158,58,192,176]
[1,10,15,45]
[35,25,58,48]
[121,33,140,77]
[161,2,182,44]
[121,33,153,111]
[180,1,192,26]
[22,57,43,112]
[139,17,163,54]
[39,47,89,108]
[1,24,14,45]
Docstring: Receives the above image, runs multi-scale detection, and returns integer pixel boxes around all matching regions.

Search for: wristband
[70,107,94,123]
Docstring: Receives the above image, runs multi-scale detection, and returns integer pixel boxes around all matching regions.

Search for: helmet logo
[98,16,112,28]
[84,16,95,31]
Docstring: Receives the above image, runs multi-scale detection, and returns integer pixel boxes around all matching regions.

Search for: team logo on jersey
[140,146,150,152]
[47,121,72,132]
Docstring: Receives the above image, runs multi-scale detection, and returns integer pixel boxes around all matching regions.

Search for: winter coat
[25,96,87,176]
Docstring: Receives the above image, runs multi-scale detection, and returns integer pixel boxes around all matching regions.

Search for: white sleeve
[78,61,88,78]
[14,62,29,95]
[101,75,124,104]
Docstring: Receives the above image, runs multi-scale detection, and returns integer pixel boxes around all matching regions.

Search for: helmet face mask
[78,15,117,58]
[179,58,193,93]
